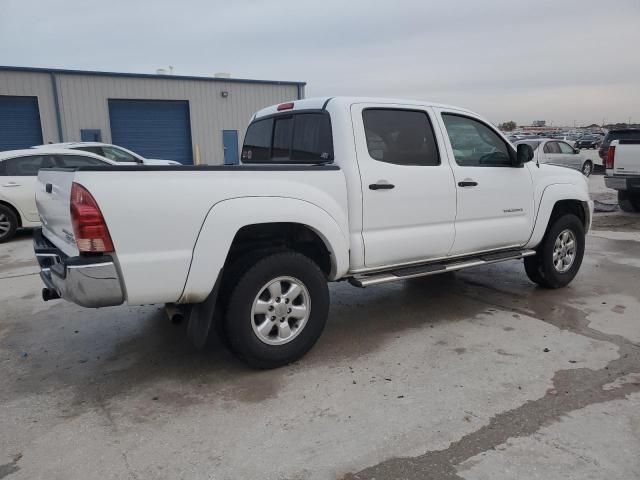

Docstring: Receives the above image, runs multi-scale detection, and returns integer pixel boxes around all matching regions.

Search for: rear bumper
[33,229,124,308]
[604,175,640,192]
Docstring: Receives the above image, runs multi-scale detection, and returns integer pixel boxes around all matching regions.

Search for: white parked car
[34,97,593,368]
[515,139,594,176]
[0,148,114,242]
[33,142,180,166]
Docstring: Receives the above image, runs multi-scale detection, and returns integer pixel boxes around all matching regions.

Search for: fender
[525,183,592,249]
[179,196,350,304]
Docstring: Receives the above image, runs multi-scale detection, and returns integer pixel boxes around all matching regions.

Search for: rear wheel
[224,251,329,369]
[0,205,18,243]
[581,160,593,177]
[618,191,640,213]
[524,214,585,288]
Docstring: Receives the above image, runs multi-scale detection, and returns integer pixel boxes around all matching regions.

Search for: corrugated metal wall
[0,69,301,164]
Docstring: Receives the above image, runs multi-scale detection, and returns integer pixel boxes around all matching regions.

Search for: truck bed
[36,164,348,305]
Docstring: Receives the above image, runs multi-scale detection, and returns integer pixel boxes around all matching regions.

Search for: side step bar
[349,249,537,288]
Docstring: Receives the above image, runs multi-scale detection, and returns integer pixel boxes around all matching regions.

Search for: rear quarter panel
[73,168,349,305]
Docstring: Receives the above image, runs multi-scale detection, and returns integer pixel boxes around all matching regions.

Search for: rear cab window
[242,111,333,164]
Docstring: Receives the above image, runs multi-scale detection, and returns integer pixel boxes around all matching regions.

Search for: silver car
[515,139,593,176]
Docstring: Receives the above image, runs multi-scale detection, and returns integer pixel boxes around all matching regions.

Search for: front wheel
[581,160,593,177]
[224,251,329,369]
[524,214,585,289]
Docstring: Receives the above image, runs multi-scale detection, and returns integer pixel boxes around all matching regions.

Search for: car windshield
[101,146,139,163]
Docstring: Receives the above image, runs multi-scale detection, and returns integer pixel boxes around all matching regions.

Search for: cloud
[1,0,639,125]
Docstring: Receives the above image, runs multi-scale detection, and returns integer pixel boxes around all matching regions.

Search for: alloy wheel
[250,276,311,345]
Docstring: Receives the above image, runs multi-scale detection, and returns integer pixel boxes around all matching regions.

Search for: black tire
[581,160,593,177]
[0,204,18,243]
[214,248,283,348]
[224,251,329,369]
[618,191,640,213]
[524,214,585,289]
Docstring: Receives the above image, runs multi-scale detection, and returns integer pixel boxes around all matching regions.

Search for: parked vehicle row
[34,97,593,369]
[0,142,181,242]
[0,148,118,242]
[33,142,181,166]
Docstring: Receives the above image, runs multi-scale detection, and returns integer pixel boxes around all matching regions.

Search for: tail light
[70,182,114,253]
[605,146,616,169]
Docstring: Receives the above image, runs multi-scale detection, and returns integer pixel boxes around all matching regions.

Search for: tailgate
[614,143,640,175]
[36,169,79,257]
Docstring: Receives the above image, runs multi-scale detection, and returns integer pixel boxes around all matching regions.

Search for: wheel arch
[525,184,591,249]
[179,196,350,304]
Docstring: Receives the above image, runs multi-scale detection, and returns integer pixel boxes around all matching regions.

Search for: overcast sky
[1,0,639,126]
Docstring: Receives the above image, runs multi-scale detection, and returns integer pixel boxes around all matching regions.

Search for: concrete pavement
[1,198,639,479]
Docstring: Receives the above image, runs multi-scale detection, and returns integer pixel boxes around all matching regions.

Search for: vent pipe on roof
[156,66,175,75]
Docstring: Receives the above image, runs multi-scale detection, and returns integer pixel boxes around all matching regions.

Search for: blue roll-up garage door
[0,96,43,151]
[108,99,193,164]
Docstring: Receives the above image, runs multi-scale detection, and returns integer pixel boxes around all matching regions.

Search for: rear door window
[56,155,109,167]
[362,109,440,166]
[2,155,56,176]
[242,112,333,164]
[543,141,561,154]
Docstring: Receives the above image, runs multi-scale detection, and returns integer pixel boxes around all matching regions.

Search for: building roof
[0,65,306,87]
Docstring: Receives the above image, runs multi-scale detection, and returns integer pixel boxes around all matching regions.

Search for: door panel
[352,104,456,268]
[436,110,534,255]
[558,141,582,169]
[223,130,239,165]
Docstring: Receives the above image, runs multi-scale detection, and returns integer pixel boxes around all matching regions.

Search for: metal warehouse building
[0,66,305,165]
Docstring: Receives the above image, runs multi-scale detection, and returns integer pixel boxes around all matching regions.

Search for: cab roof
[253,96,475,119]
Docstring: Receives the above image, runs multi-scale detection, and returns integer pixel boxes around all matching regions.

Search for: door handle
[369,183,395,190]
[2,183,21,187]
[45,183,53,193]
[458,181,478,187]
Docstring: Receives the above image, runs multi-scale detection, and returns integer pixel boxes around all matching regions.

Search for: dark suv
[599,129,640,160]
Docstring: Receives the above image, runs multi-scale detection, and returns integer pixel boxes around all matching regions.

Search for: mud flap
[186,278,220,350]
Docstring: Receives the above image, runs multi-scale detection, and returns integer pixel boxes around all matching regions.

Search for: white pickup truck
[604,139,640,212]
[34,97,593,368]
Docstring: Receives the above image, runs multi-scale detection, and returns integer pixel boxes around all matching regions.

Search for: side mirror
[515,143,534,166]
[573,148,580,154]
